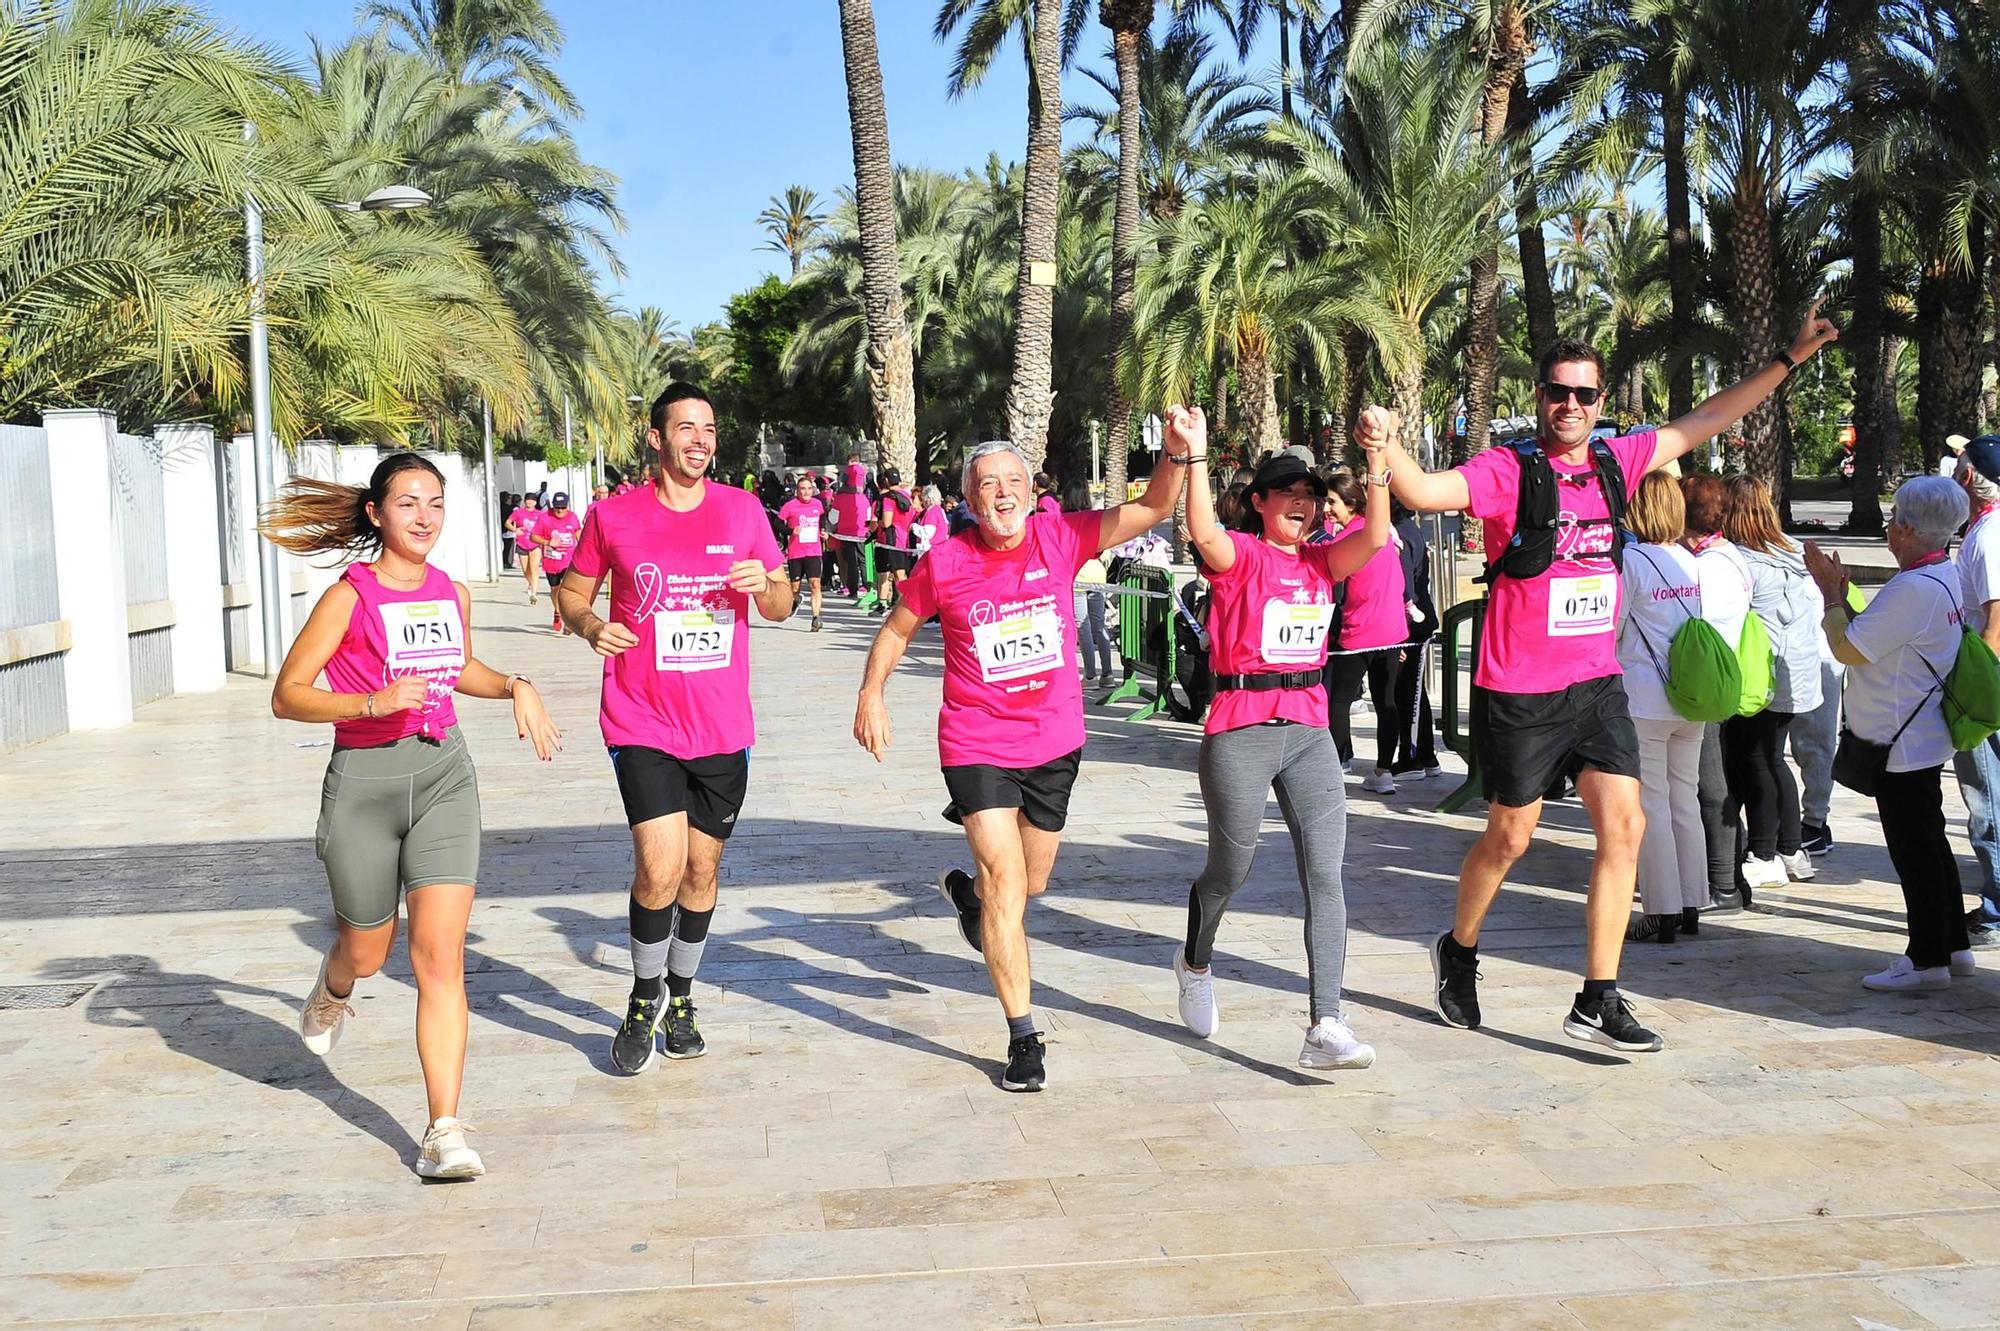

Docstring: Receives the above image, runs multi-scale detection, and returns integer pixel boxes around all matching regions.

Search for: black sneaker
[661,996,706,1059]
[1001,1032,1046,1092]
[1429,931,1481,1030]
[937,869,983,953]
[810,615,822,632]
[1800,822,1834,856]
[1679,907,1700,937]
[1624,913,1676,944]
[610,992,664,1075]
[1563,989,1664,1052]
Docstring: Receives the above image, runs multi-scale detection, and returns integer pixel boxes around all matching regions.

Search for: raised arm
[1378,430,1472,515]
[1098,414,1194,552]
[1651,299,1840,472]
[1178,408,1236,574]
[1319,407,1396,582]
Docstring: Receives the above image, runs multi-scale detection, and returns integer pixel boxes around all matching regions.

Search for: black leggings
[1875,764,1971,967]
[1392,639,1437,769]
[1327,648,1400,770]
[1721,710,1800,858]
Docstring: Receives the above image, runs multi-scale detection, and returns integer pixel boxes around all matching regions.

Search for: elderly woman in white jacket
[1724,477,1824,889]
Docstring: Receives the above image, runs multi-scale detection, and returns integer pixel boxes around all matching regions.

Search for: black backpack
[1480,437,1629,584]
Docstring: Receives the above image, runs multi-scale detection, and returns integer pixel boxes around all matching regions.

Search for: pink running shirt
[568,484,785,759]
[538,510,583,573]
[325,563,463,746]
[778,497,825,558]
[899,511,1098,769]
[1331,515,1408,651]
[1203,532,1340,734]
[1459,432,1657,693]
[509,506,541,551]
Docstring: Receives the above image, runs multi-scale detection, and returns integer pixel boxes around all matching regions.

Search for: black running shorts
[787,555,823,582]
[942,747,1084,833]
[1471,674,1641,808]
[609,746,749,839]
[875,546,911,574]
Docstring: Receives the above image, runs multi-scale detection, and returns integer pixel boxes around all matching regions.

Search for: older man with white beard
[854,437,1194,1091]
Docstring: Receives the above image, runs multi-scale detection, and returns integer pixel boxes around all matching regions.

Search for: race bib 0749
[1547,574,1615,637]
[380,599,465,673]
[654,609,735,673]
[971,608,1064,683]
[1260,599,1335,665]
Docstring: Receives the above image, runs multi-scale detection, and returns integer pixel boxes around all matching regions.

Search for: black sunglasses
[1540,381,1604,407]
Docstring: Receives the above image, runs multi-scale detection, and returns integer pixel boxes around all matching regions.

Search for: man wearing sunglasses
[1374,301,1840,1053]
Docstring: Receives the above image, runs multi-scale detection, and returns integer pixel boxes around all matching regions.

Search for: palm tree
[936,0,1091,468]
[1222,0,1326,123]
[358,0,580,118]
[757,186,829,278]
[1098,0,1153,501]
[837,0,919,479]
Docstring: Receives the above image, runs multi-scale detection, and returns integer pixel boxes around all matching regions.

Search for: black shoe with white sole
[661,996,706,1059]
[610,993,664,1075]
[1001,1032,1046,1092]
[938,869,983,953]
[1429,931,1481,1029]
[1562,990,1664,1052]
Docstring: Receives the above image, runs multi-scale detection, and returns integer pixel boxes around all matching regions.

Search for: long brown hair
[1723,475,1795,553]
[259,452,445,556]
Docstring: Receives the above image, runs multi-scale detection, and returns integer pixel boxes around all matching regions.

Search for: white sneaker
[1779,850,1816,882]
[299,955,354,1056]
[1862,955,1951,992]
[1742,855,1787,888]
[1361,770,1396,795]
[1299,1015,1375,1070]
[1950,949,1978,977]
[1172,947,1218,1038]
[415,1117,484,1179]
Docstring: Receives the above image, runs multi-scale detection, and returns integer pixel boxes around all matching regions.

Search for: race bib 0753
[654,608,735,673]
[380,600,465,673]
[1548,574,1615,637]
[971,608,1064,683]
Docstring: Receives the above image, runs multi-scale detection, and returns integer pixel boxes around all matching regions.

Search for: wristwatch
[1364,469,1392,487]
[1772,349,1798,374]
[505,674,530,697]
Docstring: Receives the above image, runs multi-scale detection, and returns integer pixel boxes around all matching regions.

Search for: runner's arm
[1184,444,1236,574]
[555,568,636,655]
[1319,448,1393,582]
[1651,299,1840,471]
[270,581,384,723]
[1097,408,1195,551]
[854,604,922,760]
[450,582,560,758]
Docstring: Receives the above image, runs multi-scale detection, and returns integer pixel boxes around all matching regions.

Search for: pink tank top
[327,563,465,746]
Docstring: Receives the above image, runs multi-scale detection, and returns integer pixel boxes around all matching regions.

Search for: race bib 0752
[1548,574,1615,637]
[654,609,735,673]
[380,599,465,673]
[971,608,1064,683]
[1260,599,1335,665]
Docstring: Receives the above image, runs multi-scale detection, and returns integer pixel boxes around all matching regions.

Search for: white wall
[42,410,133,729]
[155,423,225,694]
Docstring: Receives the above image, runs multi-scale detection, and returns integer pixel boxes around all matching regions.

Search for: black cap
[1245,453,1328,499]
[552,492,569,507]
[1964,436,2000,486]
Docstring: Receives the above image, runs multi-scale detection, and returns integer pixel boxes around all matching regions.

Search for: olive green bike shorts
[315,728,482,928]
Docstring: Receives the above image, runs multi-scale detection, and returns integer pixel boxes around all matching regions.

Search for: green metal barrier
[1435,598,1485,813]
[1103,564,1175,722]
[857,540,880,612]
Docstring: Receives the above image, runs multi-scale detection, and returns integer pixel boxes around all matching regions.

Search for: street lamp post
[481,398,498,581]
[243,143,434,674]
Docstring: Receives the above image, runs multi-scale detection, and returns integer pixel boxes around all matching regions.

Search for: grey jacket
[1739,544,1824,713]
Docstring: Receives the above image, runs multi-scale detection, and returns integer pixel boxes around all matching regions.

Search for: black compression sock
[1442,933,1478,966]
[667,906,714,999]
[1006,1013,1036,1041]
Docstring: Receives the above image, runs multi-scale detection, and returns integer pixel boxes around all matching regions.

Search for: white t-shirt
[1690,540,1752,648]
[1844,562,1965,772]
[1618,542,1703,721]
[1957,505,2000,634]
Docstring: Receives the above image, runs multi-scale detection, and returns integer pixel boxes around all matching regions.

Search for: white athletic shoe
[299,954,354,1057]
[1361,769,1396,795]
[1741,855,1787,889]
[1779,850,1816,882]
[1171,946,1218,1038]
[415,1117,484,1180]
[1299,1015,1375,1070]
[1862,955,1950,992]
[1950,949,1978,977]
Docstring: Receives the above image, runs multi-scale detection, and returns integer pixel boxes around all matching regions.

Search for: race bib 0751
[1260,599,1335,665]
[971,608,1064,683]
[654,609,735,673]
[380,600,465,673]
[1548,574,1615,637]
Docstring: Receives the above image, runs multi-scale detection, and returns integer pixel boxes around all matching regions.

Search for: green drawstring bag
[1734,610,1775,716]
[1663,617,1744,722]
[1942,629,2000,750]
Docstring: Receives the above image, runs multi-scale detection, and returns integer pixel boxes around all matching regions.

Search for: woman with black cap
[1169,403,1394,1070]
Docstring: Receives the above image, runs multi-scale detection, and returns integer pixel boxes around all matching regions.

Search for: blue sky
[204,1,1188,335]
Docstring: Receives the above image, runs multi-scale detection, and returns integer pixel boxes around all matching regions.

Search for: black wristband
[1772,349,1797,374]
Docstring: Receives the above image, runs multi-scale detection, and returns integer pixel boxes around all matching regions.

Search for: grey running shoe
[610,992,664,1075]
[661,996,706,1059]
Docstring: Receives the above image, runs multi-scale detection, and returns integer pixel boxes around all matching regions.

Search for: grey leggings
[1184,720,1351,1022]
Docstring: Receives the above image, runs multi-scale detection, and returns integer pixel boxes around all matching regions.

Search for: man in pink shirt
[853,439,1192,1091]
[778,473,828,631]
[555,383,793,1076]
[1378,304,1841,1053]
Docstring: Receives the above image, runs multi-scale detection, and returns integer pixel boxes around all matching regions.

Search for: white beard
[979,510,1026,540]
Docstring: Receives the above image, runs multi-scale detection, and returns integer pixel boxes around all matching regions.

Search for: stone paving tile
[5,587,2000,1326]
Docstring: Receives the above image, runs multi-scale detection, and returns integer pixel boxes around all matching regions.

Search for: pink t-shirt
[538,511,582,572]
[1204,532,1341,734]
[878,488,917,548]
[1332,516,1408,651]
[914,503,948,555]
[1035,494,1062,517]
[830,485,870,545]
[779,497,825,558]
[1460,431,1657,693]
[568,484,784,759]
[509,506,541,551]
[324,563,463,746]
[899,511,1098,768]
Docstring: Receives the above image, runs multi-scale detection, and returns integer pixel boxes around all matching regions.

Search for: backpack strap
[1477,439,1554,585]
[1590,439,1629,571]
[1625,546,1681,687]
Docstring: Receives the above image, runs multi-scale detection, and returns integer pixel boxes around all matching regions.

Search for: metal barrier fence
[1102,564,1176,721]
[0,423,64,750]
[1435,598,1486,813]
[113,432,173,706]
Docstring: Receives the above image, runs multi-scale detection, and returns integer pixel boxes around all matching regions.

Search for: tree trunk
[1213,364,1230,438]
[1391,363,1425,457]
[1987,259,2000,430]
[1278,0,1293,122]
[1662,88,1696,420]
[1007,0,1063,469]
[1460,0,1526,531]
[1941,219,1989,448]
[1510,67,1558,359]
[1100,0,1150,503]
[1846,192,1889,532]
[1917,259,1945,472]
[1729,195,1782,482]
[837,0,917,479]
[1339,325,1367,455]
[1240,339,1282,457]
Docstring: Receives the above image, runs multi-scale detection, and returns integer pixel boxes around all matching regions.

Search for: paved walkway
[3,582,1997,1329]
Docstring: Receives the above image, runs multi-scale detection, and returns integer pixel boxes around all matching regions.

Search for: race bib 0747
[1260,599,1335,665]
[1547,574,1615,637]
[654,609,735,673]
[380,599,465,673]
[971,608,1064,683]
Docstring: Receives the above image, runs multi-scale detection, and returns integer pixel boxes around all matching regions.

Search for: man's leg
[1576,768,1645,982]
[611,812,687,1075]
[962,808,1036,1019]
[1452,801,1545,947]
[1952,734,2000,926]
[808,575,823,620]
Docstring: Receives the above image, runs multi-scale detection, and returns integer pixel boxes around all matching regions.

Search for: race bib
[654,609,735,673]
[1260,599,1335,665]
[380,599,464,673]
[796,517,820,544]
[550,528,577,553]
[972,608,1064,683]
[1548,575,1615,637]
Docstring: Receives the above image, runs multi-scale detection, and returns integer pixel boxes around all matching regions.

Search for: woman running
[506,493,542,604]
[265,452,561,1180]
[1171,404,1393,1070]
